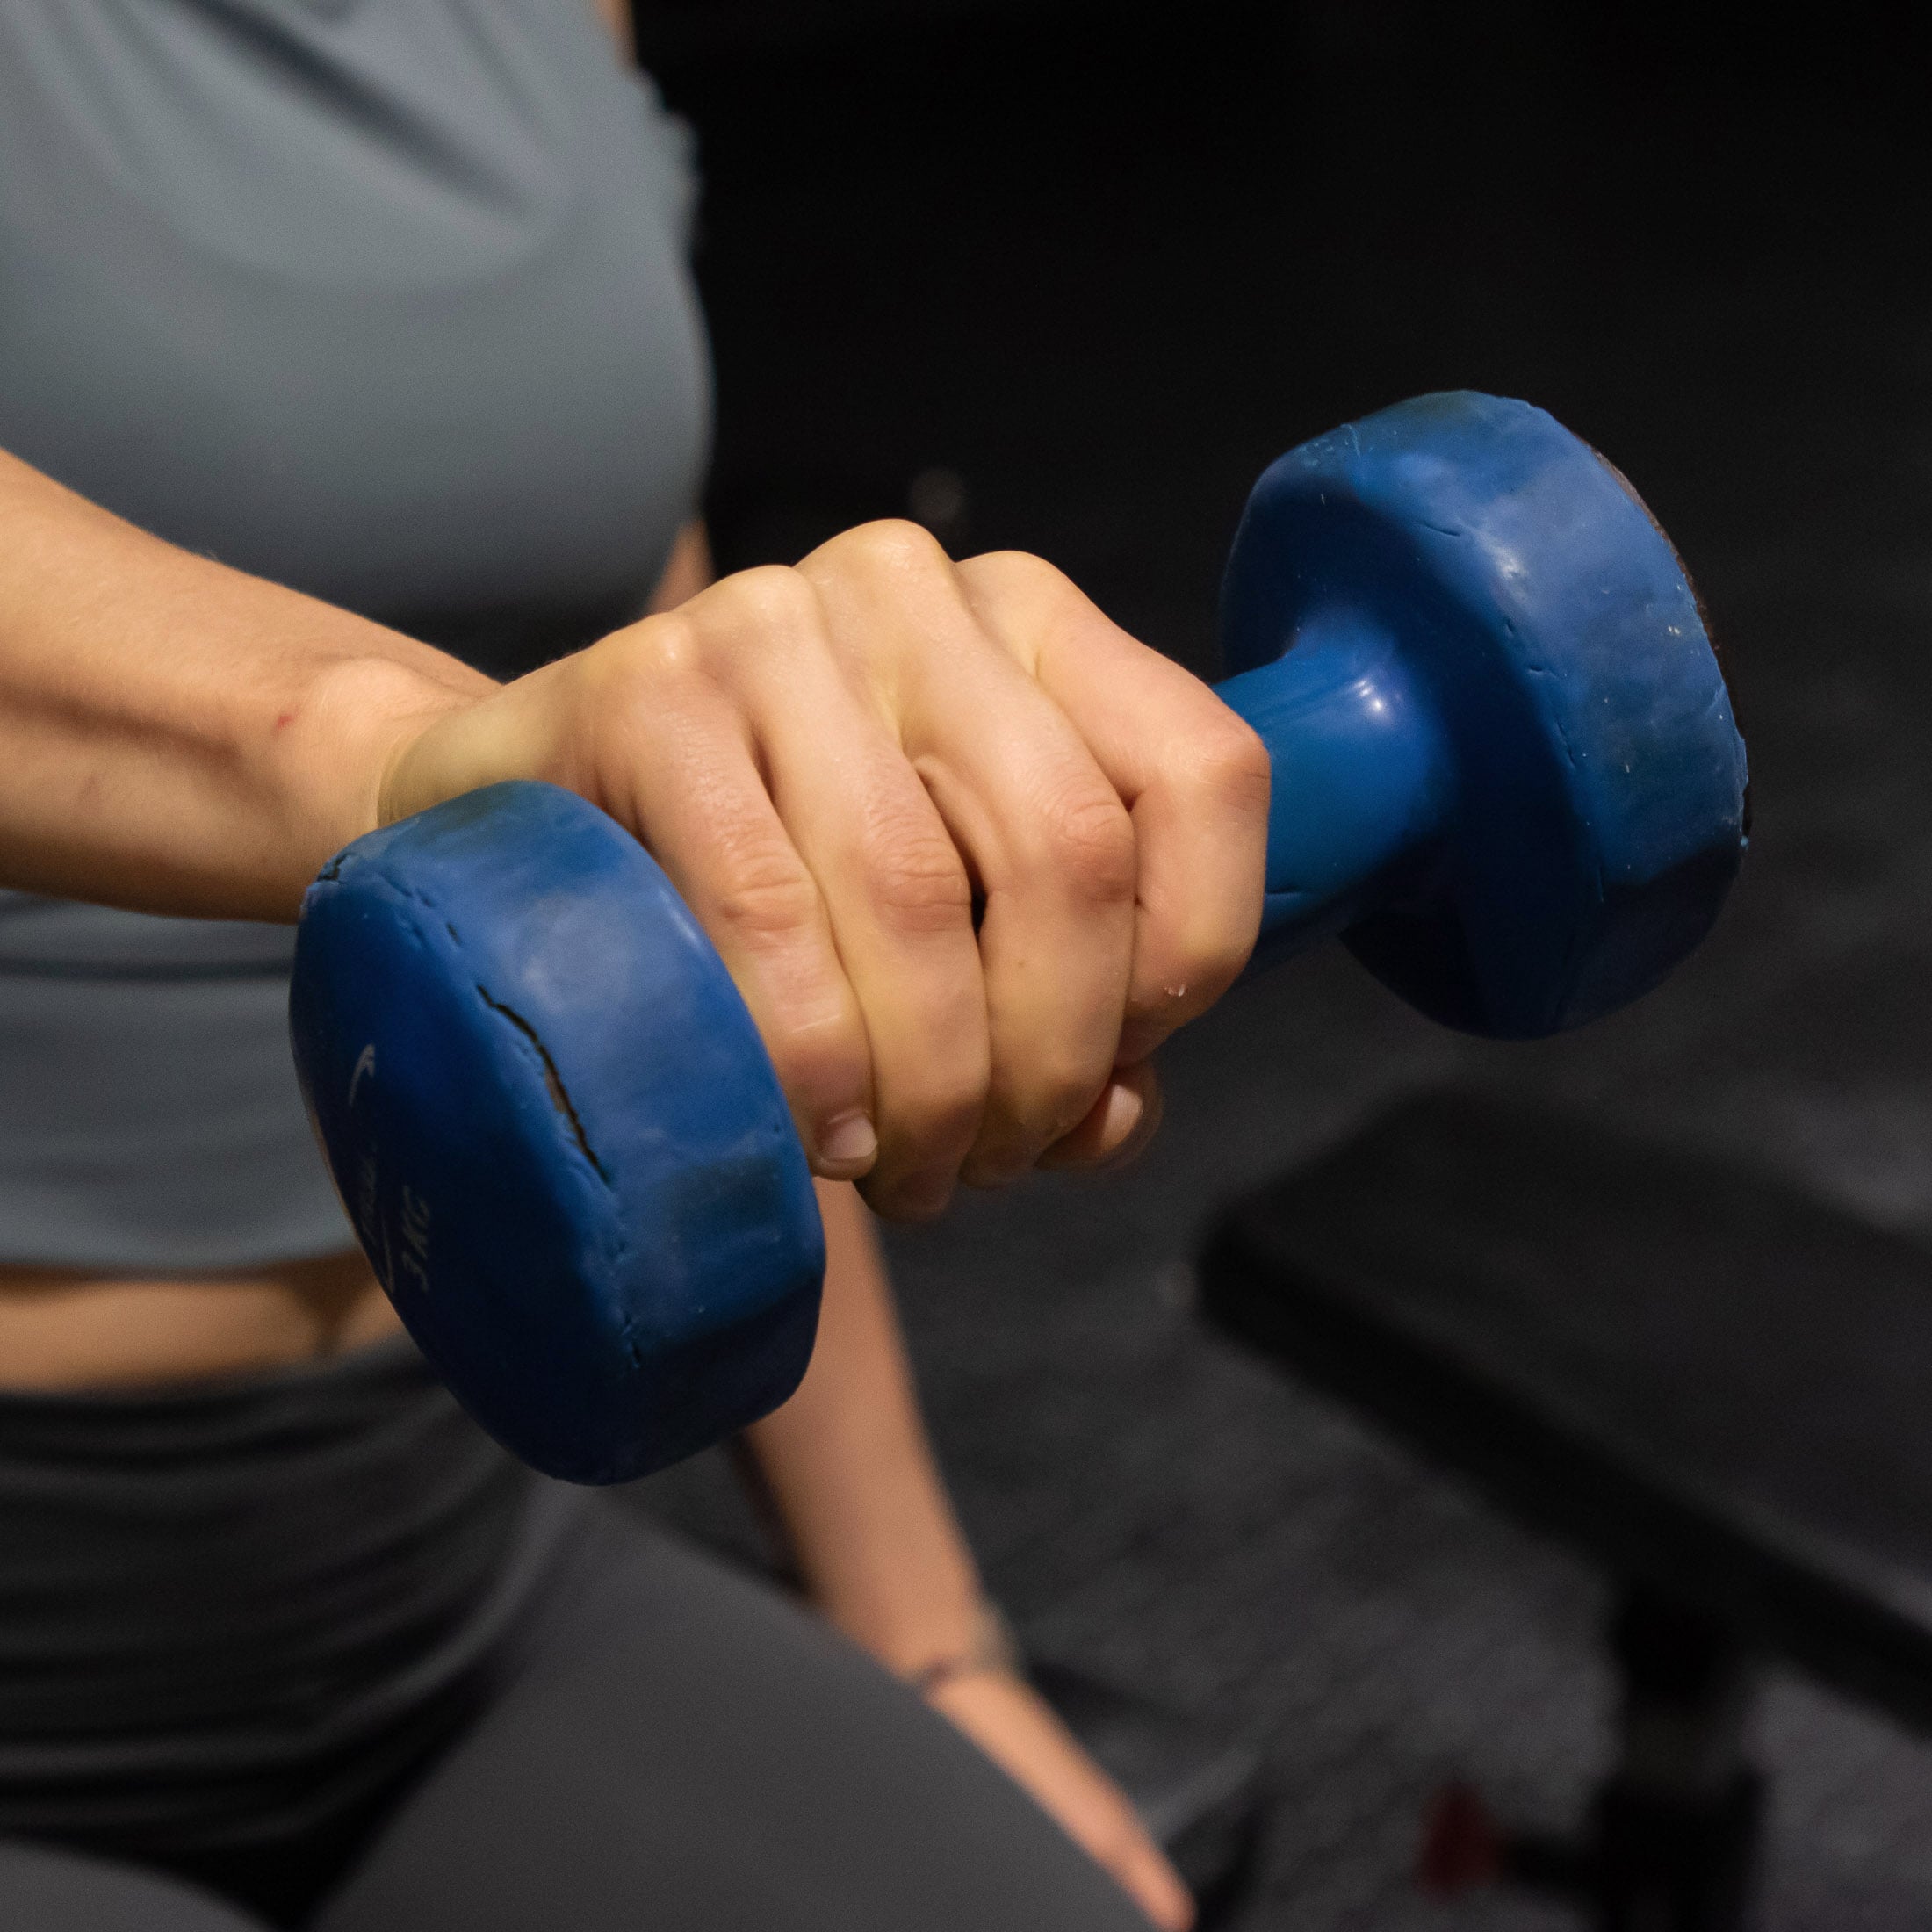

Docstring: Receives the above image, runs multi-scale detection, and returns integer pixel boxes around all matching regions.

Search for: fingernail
[1098,1074,1163,1170]
[1097,1078,1145,1150]
[817,1110,877,1170]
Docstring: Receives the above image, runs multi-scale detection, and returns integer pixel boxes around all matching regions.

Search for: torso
[0,0,710,676]
[0,1,711,1382]
[0,516,714,1396]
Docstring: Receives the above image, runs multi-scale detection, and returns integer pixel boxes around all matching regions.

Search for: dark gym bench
[1200,1088,1932,1931]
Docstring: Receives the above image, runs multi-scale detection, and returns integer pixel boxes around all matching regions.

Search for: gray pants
[0,1506,1150,1931]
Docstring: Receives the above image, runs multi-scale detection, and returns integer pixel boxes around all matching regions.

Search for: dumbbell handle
[1214,393,1745,1036]
[1220,609,1449,962]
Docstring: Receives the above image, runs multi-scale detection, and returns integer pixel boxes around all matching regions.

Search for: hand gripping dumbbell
[290,393,1748,1482]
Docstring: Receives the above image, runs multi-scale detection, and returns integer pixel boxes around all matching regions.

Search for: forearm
[740,1185,1197,1928]
[0,448,487,920]
[742,1179,987,1674]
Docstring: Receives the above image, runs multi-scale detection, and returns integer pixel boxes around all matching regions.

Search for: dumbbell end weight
[290,782,824,1484]
[1215,391,1748,1037]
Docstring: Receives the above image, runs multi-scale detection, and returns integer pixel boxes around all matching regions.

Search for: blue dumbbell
[291,393,1748,1483]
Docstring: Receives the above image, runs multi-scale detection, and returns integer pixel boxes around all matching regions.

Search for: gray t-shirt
[0,0,712,1267]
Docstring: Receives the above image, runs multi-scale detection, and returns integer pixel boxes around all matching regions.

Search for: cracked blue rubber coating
[290,782,823,1483]
[1216,391,1748,1035]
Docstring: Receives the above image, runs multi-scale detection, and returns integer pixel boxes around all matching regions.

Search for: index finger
[955,551,1272,1063]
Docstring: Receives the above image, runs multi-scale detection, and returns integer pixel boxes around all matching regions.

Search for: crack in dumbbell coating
[474,986,609,1184]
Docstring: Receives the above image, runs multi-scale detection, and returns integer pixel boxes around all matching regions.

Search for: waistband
[0,1337,583,1855]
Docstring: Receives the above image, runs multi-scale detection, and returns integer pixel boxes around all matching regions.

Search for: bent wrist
[284,652,491,898]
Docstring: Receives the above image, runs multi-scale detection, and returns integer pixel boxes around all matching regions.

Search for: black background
[631,9,1932,1922]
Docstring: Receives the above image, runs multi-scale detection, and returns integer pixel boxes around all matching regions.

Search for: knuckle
[814,517,951,582]
[1178,710,1273,815]
[864,819,974,937]
[713,563,822,638]
[709,840,824,946]
[1040,783,1136,907]
[1136,719,1273,1008]
[957,547,1065,596]
[604,610,703,688]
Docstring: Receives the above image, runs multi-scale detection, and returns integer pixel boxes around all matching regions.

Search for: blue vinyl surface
[290,783,822,1482]
[1217,392,1748,1035]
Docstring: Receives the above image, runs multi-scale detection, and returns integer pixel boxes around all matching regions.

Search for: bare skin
[0,526,718,1391]
[0,1178,1180,1926]
[0,488,1208,1922]
[0,463,1265,1193]
[751,1180,1193,1930]
[0,24,1254,1919]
